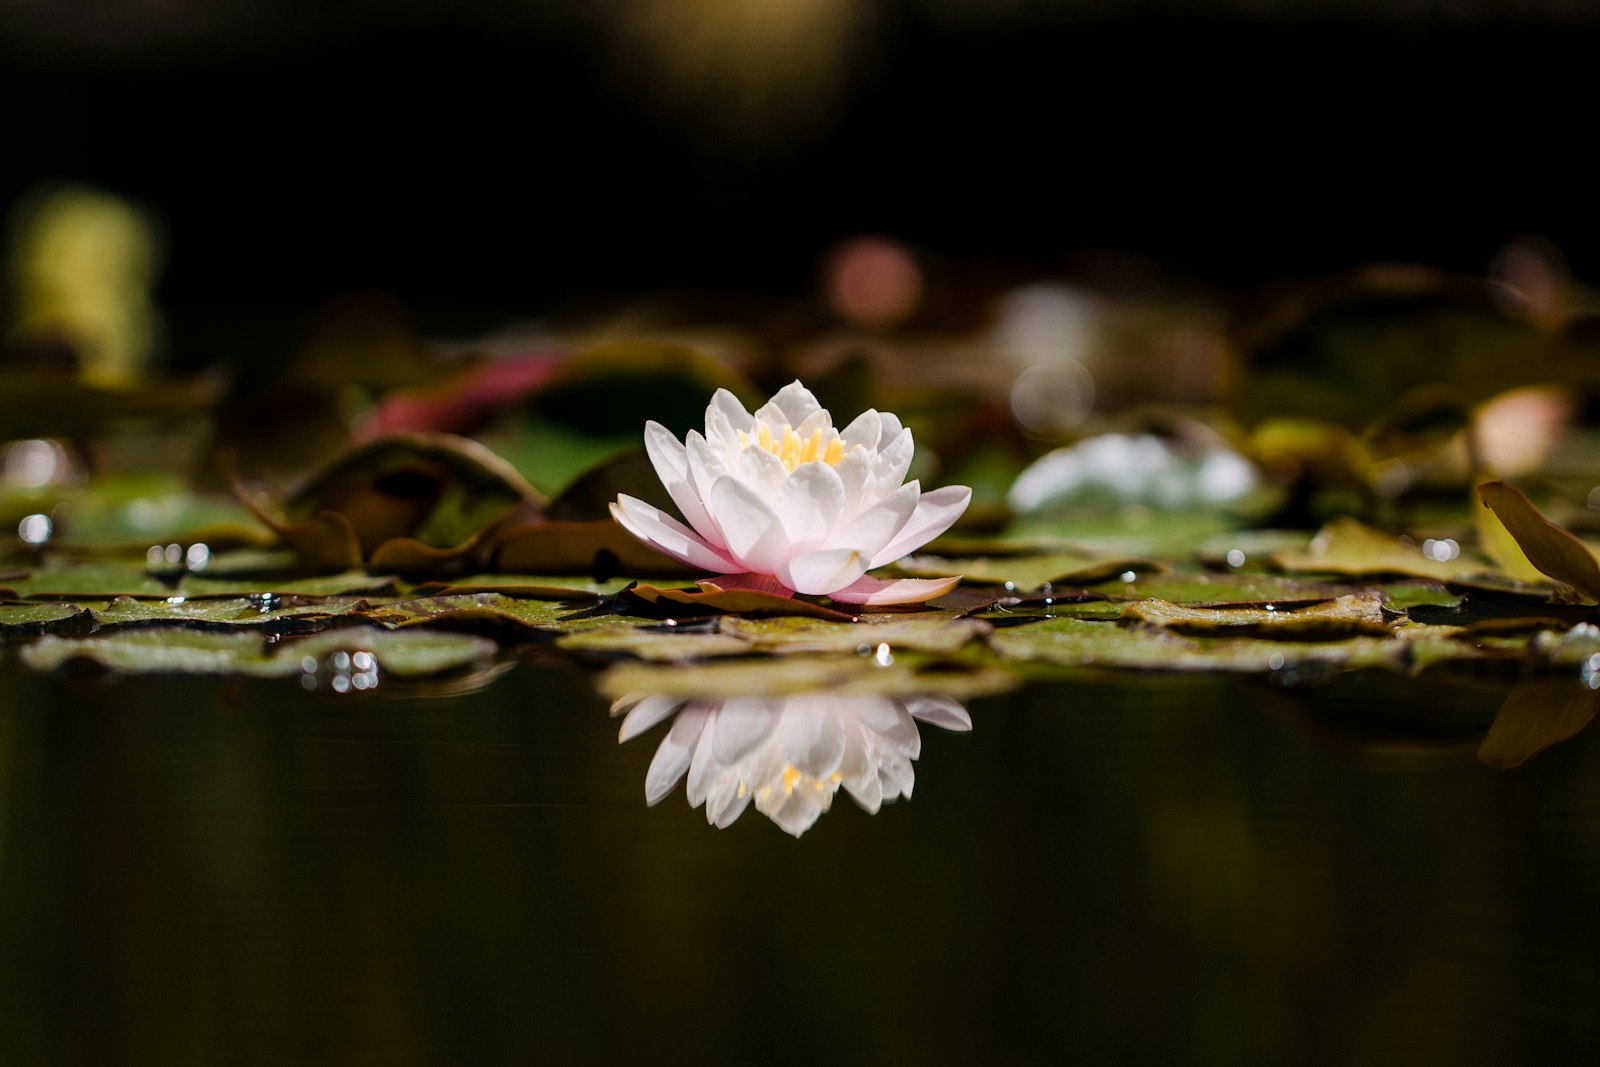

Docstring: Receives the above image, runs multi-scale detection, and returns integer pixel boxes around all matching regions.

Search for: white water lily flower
[609,381,971,605]
[614,693,973,837]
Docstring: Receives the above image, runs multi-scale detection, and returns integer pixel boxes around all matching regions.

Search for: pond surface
[1,661,1596,1065]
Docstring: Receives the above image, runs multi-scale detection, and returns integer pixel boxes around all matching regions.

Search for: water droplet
[1268,652,1285,670]
[1120,570,1136,584]
[352,651,375,671]
[1421,537,1460,563]
[165,595,185,606]
[1225,548,1246,568]
[300,656,318,673]
[873,642,894,667]
[164,543,182,565]
[4,439,63,488]
[300,674,317,691]
[185,543,211,570]
[332,675,351,694]
[17,513,51,545]
[1003,580,1017,593]
[1264,603,1276,612]
[330,651,351,671]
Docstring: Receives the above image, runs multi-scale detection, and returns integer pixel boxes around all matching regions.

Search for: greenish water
[1,661,1596,1065]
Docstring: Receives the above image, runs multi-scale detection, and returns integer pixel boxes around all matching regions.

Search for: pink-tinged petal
[905,696,973,732]
[645,706,709,805]
[869,484,971,566]
[645,421,717,539]
[778,547,871,597]
[611,496,737,572]
[707,476,793,575]
[757,380,824,428]
[839,409,882,453]
[828,480,920,557]
[827,573,962,606]
[697,572,796,597]
[776,461,845,550]
[618,695,687,742]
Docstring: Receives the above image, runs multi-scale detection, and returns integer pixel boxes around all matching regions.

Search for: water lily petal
[686,430,737,504]
[870,484,972,566]
[645,706,709,805]
[733,438,789,497]
[871,426,915,492]
[708,389,753,438]
[645,421,717,539]
[756,380,824,428]
[827,573,962,606]
[611,496,737,572]
[618,694,687,742]
[776,461,845,550]
[707,476,792,575]
[839,408,883,453]
[706,775,752,828]
[834,448,873,521]
[906,696,973,732]
[829,480,919,557]
[794,407,834,440]
[711,697,781,763]
[760,787,829,838]
[684,718,720,806]
[778,547,870,596]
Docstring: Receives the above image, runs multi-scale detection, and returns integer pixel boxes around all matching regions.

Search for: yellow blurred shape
[6,184,162,388]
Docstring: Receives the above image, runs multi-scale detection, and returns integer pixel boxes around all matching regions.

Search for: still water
[1,659,1596,1065]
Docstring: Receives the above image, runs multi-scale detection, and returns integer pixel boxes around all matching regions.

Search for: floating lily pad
[88,594,371,633]
[354,592,614,637]
[899,549,1160,590]
[595,655,1015,700]
[990,615,1404,674]
[556,624,756,662]
[406,574,635,598]
[1272,516,1542,592]
[626,584,859,622]
[19,626,495,678]
[1120,592,1392,639]
[718,615,993,656]
[0,601,88,634]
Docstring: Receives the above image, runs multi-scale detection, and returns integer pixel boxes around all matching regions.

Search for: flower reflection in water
[613,693,972,837]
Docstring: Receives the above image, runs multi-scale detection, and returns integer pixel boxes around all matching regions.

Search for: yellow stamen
[782,765,803,796]
[740,421,851,472]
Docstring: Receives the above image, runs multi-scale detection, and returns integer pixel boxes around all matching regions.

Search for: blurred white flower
[614,692,973,837]
[611,380,970,605]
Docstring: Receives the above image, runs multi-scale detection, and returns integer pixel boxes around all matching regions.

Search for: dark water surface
[1,660,1596,1065]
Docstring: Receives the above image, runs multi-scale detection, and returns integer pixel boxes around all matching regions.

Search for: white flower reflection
[613,693,972,837]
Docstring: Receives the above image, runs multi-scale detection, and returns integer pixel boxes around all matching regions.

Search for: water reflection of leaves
[613,692,972,837]
[1478,675,1600,768]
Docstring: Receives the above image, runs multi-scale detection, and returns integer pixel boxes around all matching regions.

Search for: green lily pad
[19,626,495,678]
[899,549,1160,590]
[88,594,371,632]
[1120,592,1392,639]
[354,592,613,637]
[990,615,1403,674]
[0,601,88,634]
[596,654,1015,700]
[626,584,859,622]
[556,624,756,662]
[1272,516,1542,592]
[718,615,993,656]
[405,574,635,599]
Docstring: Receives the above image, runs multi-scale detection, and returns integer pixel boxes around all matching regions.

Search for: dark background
[5,1,1599,357]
